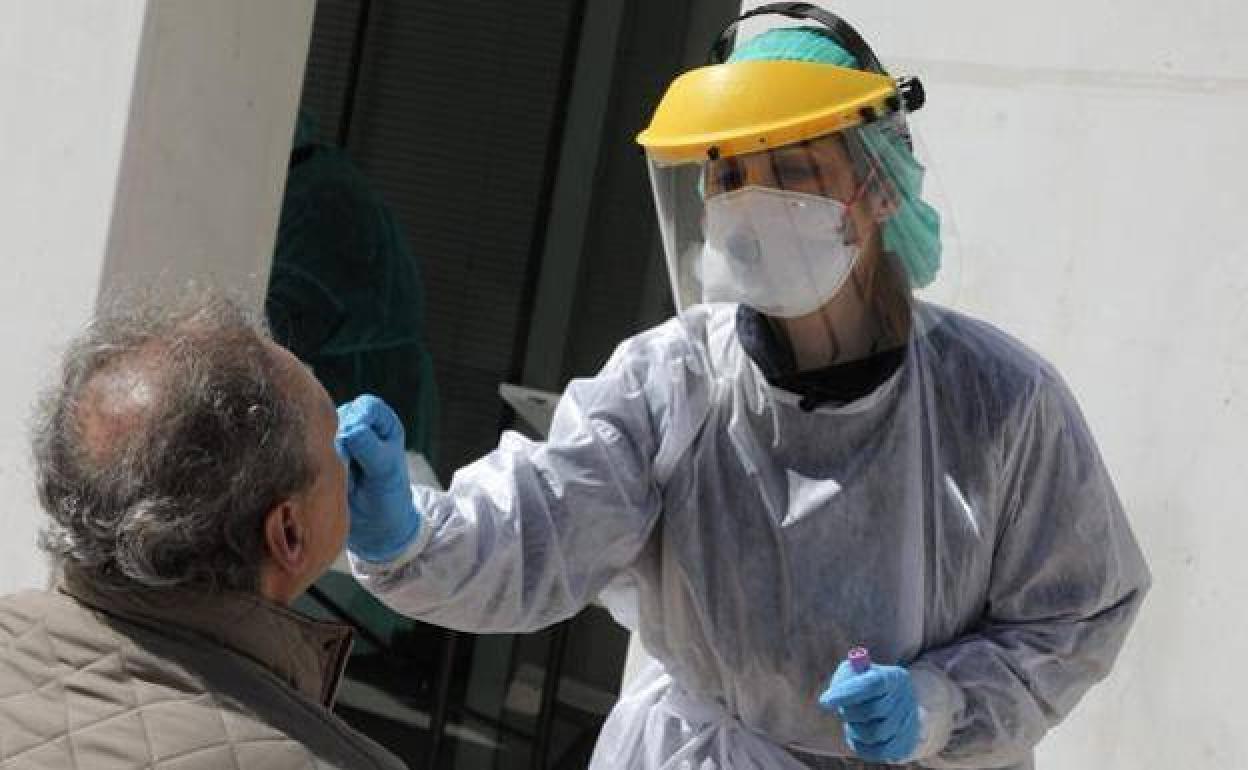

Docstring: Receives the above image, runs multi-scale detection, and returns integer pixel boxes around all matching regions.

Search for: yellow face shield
[636,60,906,166]
[635,56,954,372]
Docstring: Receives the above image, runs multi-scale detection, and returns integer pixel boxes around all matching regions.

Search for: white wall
[739,2,1248,766]
[0,0,314,594]
[0,1,149,595]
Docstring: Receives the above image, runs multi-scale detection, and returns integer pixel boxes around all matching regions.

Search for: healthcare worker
[267,111,438,459]
[336,5,1150,768]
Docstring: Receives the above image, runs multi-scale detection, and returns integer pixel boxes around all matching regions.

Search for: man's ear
[263,499,307,576]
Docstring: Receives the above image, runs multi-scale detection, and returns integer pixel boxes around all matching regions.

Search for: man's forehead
[265,339,335,419]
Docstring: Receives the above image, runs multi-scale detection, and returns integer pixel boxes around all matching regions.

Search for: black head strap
[710,3,884,73]
[708,3,924,113]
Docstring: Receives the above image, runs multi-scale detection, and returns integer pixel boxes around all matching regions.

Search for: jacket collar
[735,304,906,410]
[60,570,353,708]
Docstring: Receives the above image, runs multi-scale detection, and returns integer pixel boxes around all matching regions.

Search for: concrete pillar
[0,0,315,594]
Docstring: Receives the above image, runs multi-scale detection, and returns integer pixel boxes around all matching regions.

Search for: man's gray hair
[33,291,316,593]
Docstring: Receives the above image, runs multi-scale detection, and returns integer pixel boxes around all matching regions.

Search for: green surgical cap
[729,27,942,288]
[729,25,860,67]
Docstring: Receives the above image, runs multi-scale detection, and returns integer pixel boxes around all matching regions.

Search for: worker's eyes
[706,157,822,195]
[773,161,818,189]
[715,164,744,192]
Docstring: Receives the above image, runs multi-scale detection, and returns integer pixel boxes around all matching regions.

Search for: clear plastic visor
[645,119,959,372]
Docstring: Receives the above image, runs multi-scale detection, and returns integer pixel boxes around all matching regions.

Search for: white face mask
[700,186,860,318]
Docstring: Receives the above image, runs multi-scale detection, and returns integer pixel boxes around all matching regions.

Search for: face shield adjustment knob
[896,76,925,113]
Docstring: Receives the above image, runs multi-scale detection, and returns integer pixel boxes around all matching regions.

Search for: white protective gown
[351,303,1150,769]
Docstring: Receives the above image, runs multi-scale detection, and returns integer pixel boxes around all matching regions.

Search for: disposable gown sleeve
[912,375,1151,768]
[349,333,687,633]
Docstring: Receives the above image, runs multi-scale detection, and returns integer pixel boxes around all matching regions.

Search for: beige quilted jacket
[0,572,407,769]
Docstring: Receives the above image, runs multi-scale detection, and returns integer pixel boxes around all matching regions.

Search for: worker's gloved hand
[335,394,422,562]
[819,661,921,764]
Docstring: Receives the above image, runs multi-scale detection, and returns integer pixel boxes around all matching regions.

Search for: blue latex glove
[819,661,921,764]
[335,394,422,562]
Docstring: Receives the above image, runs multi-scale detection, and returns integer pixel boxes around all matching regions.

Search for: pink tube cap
[848,646,871,673]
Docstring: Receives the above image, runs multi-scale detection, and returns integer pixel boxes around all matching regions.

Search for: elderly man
[0,295,405,769]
